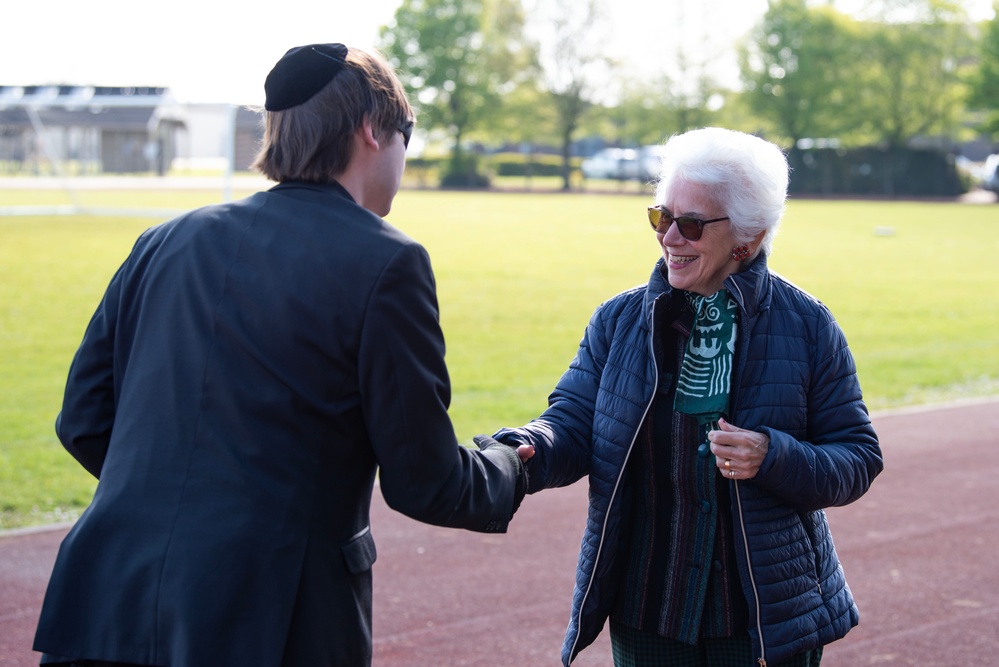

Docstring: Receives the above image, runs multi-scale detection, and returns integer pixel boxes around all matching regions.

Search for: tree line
[378,0,999,191]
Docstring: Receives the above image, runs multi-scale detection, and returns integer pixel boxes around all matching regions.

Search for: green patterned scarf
[674,289,739,425]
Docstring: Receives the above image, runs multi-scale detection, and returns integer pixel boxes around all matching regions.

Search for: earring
[731,245,751,261]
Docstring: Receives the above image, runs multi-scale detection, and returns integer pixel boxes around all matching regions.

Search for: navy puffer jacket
[495,254,882,666]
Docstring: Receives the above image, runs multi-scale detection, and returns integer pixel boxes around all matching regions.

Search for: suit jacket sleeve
[358,242,518,532]
[54,261,128,479]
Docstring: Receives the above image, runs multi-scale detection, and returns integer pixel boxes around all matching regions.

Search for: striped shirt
[613,296,748,644]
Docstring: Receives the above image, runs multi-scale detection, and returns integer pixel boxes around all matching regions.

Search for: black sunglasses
[398,120,414,149]
[647,205,729,241]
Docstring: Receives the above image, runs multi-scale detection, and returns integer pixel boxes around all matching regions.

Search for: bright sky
[2,0,994,105]
[2,0,406,105]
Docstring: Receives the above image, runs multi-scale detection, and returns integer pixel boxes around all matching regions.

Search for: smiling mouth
[669,254,697,265]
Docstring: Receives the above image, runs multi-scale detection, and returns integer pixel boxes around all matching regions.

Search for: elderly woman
[487,127,883,666]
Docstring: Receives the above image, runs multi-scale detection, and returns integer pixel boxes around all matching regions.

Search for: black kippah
[264,43,349,111]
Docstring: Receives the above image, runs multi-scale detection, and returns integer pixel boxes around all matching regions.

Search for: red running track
[3,398,998,666]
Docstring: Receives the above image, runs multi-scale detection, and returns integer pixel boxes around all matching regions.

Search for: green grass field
[2,187,998,529]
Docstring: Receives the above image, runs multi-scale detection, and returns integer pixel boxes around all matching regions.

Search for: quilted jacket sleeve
[493,294,629,493]
[751,300,882,512]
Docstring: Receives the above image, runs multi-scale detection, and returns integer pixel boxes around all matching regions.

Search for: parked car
[581,148,641,180]
[982,154,999,195]
[637,144,668,182]
[581,145,668,182]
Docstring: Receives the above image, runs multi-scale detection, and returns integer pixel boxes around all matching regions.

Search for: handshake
[473,434,535,514]
[473,434,535,463]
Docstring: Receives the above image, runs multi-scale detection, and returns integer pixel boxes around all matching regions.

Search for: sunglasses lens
[648,208,663,231]
[676,217,702,241]
[399,121,414,148]
[648,208,708,240]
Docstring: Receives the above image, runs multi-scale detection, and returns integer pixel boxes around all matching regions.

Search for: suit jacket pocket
[341,526,377,575]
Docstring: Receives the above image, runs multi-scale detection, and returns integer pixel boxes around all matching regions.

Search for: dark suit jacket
[34,182,519,666]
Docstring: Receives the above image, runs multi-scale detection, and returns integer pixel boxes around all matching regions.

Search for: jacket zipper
[733,478,767,667]
[726,277,767,666]
[567,300,661,664]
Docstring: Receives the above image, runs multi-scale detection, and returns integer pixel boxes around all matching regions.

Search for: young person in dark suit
[33,43,530,667]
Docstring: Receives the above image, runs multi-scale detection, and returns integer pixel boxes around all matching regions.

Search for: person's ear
[358,114,380,151]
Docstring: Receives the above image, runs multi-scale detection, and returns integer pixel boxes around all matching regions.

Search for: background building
[0,85,263,176]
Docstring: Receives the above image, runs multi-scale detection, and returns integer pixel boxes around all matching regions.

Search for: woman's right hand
[708,417,769,480]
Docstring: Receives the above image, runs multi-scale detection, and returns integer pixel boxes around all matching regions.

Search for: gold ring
[724,459,731,470]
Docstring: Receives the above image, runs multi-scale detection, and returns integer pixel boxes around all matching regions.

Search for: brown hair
[251,47,413,183]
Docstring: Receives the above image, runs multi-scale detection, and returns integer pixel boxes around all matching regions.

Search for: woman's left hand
[709,417,769,480]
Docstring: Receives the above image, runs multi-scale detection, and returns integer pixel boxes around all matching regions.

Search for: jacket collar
[269,180,356,203]
[725,253,771,319]
[644,253,771,322]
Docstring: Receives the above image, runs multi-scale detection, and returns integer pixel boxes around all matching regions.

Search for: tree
[596,73,723,148]
[531,0,613,190]
[739,0,861,149]
[967,1,999,138]
[851,9,974,148]
[379,0,535,186]
[485,80,560,185]
[833,0,977,195]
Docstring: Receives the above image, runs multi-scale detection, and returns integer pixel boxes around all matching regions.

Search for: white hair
[652,127,789,256]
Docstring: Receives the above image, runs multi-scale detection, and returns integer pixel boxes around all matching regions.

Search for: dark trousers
[47,661,161,667]
[610,618,823,667]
